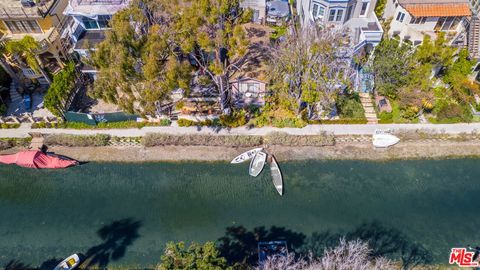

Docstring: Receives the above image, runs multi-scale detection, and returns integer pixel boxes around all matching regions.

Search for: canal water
[0,159,479,268]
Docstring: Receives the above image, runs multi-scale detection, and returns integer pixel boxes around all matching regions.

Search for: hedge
[142,133,263,147]
[32,120,171,129]
[44,134,111,147]
[264,132,335,146]
[0,138,32,151]
[308,119,368,125]
[0,123,20,129]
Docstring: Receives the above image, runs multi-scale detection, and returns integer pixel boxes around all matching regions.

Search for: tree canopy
[158,241,230,270]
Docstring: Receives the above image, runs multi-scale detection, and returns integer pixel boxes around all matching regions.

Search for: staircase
[359,92,378,124]
[9,81,21,104]
[468,14,480,59]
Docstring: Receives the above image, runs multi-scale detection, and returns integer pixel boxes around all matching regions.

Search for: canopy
[0,151,77,169]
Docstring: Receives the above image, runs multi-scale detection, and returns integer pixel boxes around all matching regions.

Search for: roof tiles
[405,3,471,17]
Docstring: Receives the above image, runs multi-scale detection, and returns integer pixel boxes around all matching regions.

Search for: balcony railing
[76,0,123,5]
[0,5,49,19]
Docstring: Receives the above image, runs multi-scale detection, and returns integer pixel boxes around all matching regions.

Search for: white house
[384,0,471,46]
[63,0,130,78]
[241,0,267,23]
[296,0,384,54]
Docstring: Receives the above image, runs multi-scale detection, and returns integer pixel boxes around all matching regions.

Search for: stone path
[359,92,378,124]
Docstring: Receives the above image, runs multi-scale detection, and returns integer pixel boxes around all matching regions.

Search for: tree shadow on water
[218,221,432,269]
[5,258,62,270]
[81,218,142,269]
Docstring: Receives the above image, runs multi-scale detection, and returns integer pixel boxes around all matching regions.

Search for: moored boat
[0,150,78,169]
[269,155,283,196]
[372,130,400,148]
[231,148,263,164]
[53,254,81,270]
[249,151,267,177]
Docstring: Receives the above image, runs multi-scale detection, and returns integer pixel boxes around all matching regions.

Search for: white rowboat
[53,254,81,270]
[269,155,283,196]
[249,151,267,177]
[373,133,400,148]
[231,148,263,164]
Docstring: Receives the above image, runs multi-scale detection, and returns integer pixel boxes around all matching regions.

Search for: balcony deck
[64,0,130,16]
[0,0,55,19]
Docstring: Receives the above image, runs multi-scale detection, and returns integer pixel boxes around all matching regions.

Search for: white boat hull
[53,254,80,270]
[269,155,283,196]
[249,151,267,177]
[231,148,263,164]
[373,134,400,148]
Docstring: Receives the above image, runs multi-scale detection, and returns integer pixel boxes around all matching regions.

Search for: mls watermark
[449,247,480,267]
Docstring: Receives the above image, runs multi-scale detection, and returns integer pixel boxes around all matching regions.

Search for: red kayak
[0,150,78,169]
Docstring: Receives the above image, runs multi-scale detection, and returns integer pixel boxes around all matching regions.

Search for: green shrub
[308,119,368,124]
[0,138,31,150]
[0,103,7,115]
[336,93,366,119]
[378,112,393,123]
[219,110,247,128]
[142,133,262,147]
[44,134,111,147]
[264,132,335,146]
[56,120,171,129]
[436,103,472,122]
[0,123,20,129]
[177,118,220,127]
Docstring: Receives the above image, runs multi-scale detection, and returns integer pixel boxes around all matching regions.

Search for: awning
[405,3,471,17]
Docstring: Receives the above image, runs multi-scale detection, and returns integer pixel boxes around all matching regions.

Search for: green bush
[264,132,335,146]
[0,138,31,150]
[336,93,366,119]
[378,112,393,123]
[0,103,7,115]
[0,123,20,129]
[308,119,368,124]
[177,118,220,127]
[436,103,472,123]
[55,120,171,129]
[142,133,262,147]
[219,110,247,128]
[44,134,111,147]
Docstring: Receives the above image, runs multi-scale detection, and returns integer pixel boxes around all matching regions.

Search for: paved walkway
[3,122,480,138]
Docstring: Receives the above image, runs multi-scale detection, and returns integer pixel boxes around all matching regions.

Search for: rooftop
[0,0,56,19]
[404,3,471,17]
[74,30,105,50]
[64,0,130,16]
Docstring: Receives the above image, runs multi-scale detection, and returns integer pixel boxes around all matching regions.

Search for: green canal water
[0,159,479,268]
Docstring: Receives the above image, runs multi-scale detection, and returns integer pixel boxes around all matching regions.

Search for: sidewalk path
[3,123,480,138]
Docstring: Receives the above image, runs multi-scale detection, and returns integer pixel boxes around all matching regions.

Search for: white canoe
[53,254,81,270]
[249,151,267,177]
[269,155,283,196]
[373,133,400,148]
[231,148,263,164]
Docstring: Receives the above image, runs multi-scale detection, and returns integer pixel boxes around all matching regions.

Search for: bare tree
[269,26,355,119]
[257,239,398,270]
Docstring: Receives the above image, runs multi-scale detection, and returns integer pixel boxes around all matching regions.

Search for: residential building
[384,0,471,46]
[469,0,480,59]
[0,0,70,85]
[63,0,130,78]
[296,0,384,54]
[230,77,266,108]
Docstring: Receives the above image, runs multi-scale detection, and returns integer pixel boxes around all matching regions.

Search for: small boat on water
[0,150,78,169]
[269,155,283,196]
[231,148,263,164]
[372,130,400,148]
[249,151,267,177]
[53,254,81,270]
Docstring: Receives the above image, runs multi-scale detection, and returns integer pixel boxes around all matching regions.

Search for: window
[4,20,41,34]
[328,8,344,22]
[360,1,369,17]
[97,15,112,29]
[312,2,325,19]
[410,17,426,24]
[435,16,460,31]
[396,12,405,22]
[345,5,353,21]
[82,17,99,30]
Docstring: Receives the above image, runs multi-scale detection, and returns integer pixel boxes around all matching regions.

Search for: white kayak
[231,148,263,164]
[269,155,283,196]
[249,151,267,177]
[53,254,81,270]
[373,133,400,148]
